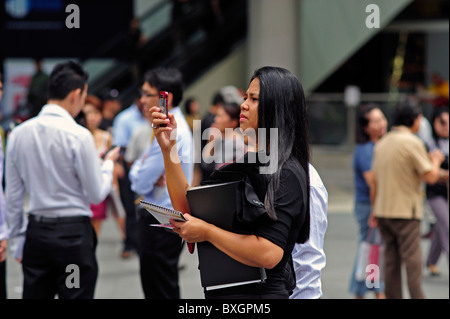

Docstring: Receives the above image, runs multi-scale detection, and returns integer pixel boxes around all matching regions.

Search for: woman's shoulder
[93,129,112,148]
[279,159,307,189]
[92,128,110,137]
[354,142,375,163]
[355,141,375,153]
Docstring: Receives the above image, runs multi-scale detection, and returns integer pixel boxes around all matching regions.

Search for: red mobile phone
[158,91,169,127]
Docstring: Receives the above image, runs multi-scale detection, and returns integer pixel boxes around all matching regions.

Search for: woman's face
[434,111,449,139]
[240,77,259,133]
[365,108,387,141]
[83,103,102,130]
[212,106,236,133]
[190,100,200,115]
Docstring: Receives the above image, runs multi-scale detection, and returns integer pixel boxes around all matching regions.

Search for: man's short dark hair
[143,68,184,106]
[392,101,422,128]
[47,61,88,100]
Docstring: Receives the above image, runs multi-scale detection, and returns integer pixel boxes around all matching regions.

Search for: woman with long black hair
[150,66,310,299]
[424,106,449,276]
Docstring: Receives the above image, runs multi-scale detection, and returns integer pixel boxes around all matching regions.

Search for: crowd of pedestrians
[0,60,448,300]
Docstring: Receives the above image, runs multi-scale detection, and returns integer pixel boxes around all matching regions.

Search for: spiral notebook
[139,200,187,229]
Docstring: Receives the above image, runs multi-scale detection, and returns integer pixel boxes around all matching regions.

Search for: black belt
[29,214,90,224]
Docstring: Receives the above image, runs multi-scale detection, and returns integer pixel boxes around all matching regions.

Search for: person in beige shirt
[370,102,444,299]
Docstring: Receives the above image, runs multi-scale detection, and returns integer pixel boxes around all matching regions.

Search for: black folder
[186,181,267,291]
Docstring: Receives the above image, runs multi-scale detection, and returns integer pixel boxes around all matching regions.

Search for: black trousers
[0,260,6,299]
[22,216,98,299]
[137,209,184,299]
[119,163,138,252]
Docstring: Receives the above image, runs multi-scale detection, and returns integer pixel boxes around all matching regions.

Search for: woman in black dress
[150,66,310,299]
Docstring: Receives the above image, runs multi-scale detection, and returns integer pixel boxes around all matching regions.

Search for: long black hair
[431,106,449,141]
[251,66,310,243]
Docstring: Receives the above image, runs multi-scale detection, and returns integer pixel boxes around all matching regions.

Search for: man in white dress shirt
[5,61,119,299]
[290,164,328,299]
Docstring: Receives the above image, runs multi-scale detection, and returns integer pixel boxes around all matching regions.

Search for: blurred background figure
[83,95,126,239]
[183,97,201,132]
[171,0,223,53]
[112,92,147,259]
[371,102,445,299]
[417,73,449,109]
[201,92,223,138]
[171,0,196,51]
[199,86,243,182]
[99,89,122,132]
[26,58,49,118]
[200,91,224,183]
[428,73,449,108]
[123,18,147,82]
[219,85,244,105]
[184,96,202,186]
[0,110,4,154]
[202,102,245,170]
[123,98,153,167]
[349,104,387,299]
[425,106,449,276]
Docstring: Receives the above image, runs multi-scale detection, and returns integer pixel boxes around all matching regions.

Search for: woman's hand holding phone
[150,106,178,152]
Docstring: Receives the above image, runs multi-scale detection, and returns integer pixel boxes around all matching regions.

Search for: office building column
[247,0,300,77]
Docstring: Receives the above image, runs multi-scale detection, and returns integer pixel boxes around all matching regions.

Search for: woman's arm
[162,147,191,214]
[153,108,283,268]
[151,107,191,214]
[171,215,283,269]
[363,171,376,205]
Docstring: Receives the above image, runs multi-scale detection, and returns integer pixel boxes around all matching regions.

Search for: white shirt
[112,103,147,147]
[5,104,114,258]
[290,164,328,299]
[124,122,153,164]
